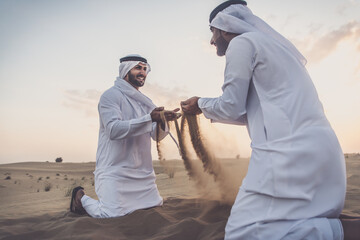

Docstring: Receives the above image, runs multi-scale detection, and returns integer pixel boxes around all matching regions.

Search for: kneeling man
[70,54,179,218]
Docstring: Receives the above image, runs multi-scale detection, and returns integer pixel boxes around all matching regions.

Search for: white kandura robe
[81,78,166,218]
[198,33,346,239]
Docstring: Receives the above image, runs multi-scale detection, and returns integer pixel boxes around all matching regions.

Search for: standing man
[70,54,179,218]
[181,1,359,239]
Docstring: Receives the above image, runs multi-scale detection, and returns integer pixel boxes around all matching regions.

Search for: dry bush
[165,166,176,179]
[168,169,175,178]
[64,184,77,197]
[44,182,52,192]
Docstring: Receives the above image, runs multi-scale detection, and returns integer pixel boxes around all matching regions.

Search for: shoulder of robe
[99,86,125,104]
[227,33,259,60]
[230,32,263,48]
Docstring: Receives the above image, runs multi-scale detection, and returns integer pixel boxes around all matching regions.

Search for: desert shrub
[46,176,50,179]
[64,184,76,197]
[166,167,176,179]
[44,182,52,192]
[168,171,175,179]
[65,187,72,197]
[4,176,11,180]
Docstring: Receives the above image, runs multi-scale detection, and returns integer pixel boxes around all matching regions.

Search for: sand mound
[0,198,231,240]
[1,154,360,239]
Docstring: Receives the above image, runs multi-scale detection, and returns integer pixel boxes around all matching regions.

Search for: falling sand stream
[157,113,238,204]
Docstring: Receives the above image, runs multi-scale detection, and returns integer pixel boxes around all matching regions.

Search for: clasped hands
[151,96,202,123]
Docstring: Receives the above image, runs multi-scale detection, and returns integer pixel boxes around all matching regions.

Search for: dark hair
[209,0,247,23]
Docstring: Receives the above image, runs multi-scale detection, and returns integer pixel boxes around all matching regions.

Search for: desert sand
[0,154,359,240]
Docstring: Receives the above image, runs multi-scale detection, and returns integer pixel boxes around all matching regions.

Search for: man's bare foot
[70,186,86,214]
[340,215,360,240]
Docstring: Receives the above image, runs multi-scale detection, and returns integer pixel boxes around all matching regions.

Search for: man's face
[210,27,229,56]
[125,62,148,89]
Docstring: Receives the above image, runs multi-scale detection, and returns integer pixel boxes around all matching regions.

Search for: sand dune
[0,198,231,240]
[0,154,359,239]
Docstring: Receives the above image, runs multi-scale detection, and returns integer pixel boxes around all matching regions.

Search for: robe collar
[114,77,156,110]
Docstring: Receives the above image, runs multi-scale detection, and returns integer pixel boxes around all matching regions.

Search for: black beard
[127,72,145,88]
[216,34,229,56]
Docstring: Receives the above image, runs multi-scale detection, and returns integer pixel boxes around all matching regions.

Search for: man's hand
[180,97,202,115]
[164,108,181,121]
[151,107,181,122]
[151,107,164,122]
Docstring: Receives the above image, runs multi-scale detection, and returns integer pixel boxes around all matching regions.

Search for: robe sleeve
[99,93,153,140]
[198,36,256,125]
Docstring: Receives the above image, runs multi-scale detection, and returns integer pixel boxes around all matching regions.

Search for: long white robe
[198,32,346,239]
[81,78,165,218]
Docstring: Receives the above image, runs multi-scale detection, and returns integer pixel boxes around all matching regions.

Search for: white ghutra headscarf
[115,54,154,108]
[210,3,307,65]
[118,54,151,79]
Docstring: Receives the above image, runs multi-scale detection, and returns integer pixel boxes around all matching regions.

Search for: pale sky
[0,0,359,164]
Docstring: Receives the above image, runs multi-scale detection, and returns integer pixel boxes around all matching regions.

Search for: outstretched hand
[164,108,181,121]
[151,107,181,122]
[180,97,202,115]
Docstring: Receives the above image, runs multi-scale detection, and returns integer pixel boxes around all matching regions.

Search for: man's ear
[222,30,233,37]
[222,31,238,41]
[220,30,231,38]
[219,30,230,40]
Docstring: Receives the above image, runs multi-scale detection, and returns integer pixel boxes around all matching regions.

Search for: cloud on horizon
[142,82,190,109]
[62,89,101,117]
[297,21,360,63]
[62,82,189,118]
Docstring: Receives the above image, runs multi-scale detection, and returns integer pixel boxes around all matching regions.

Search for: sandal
[69,186,86,214]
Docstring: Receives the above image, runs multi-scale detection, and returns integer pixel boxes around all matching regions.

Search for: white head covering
[118,54,151,79]
[210,4,307,65]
